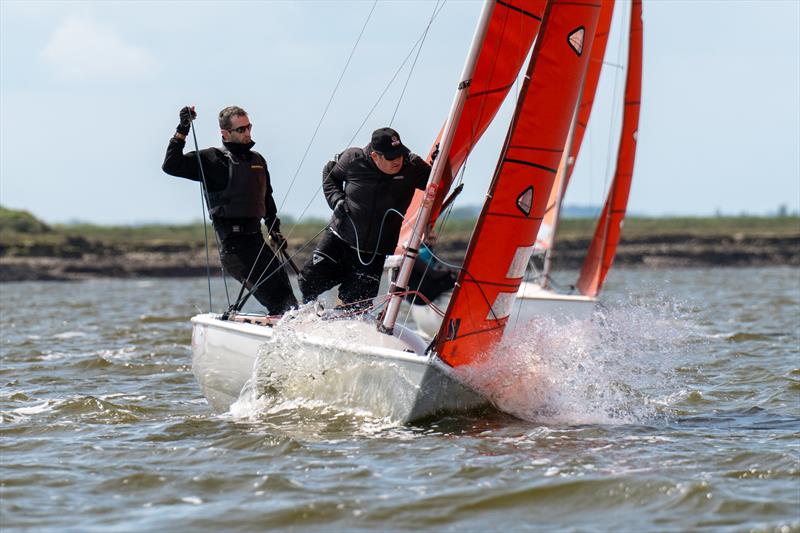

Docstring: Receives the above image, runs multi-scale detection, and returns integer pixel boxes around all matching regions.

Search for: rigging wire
[347,1,448,147]
[188,119,231,312]
[225,1,378,314]
[242,0,448,298]
[274,0,378,219]
[389,0,442,126]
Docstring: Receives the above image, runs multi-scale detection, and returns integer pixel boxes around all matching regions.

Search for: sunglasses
[227,123,253,134]
[379,153,403,162]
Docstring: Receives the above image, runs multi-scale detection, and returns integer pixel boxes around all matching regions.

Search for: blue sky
[1,0,798,225]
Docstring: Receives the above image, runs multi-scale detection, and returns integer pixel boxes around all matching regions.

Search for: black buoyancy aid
[207,148,267,219]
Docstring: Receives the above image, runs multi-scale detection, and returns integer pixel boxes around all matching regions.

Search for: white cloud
[42,16,157,81]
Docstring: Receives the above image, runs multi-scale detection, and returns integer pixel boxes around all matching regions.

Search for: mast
[380,0,496,334]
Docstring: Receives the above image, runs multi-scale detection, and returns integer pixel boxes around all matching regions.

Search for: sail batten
[435,0,603,367]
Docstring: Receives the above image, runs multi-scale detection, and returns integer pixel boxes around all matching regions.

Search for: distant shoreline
[2,233,797,282]
[2,207,798,281]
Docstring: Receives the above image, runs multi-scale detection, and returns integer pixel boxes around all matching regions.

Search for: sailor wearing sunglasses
[162,105,297,315]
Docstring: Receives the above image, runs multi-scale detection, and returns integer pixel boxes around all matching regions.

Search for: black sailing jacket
[162,137,279,226]
[323,145,430,255]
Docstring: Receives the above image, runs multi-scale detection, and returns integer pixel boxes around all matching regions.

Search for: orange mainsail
[435,0,603,367]
[576,0,642,297]
[535,0,615,252]
[395,0,547,254]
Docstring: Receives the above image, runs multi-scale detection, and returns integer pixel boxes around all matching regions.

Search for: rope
[347,1,448,146]
[345,208,405,266]
[274,0,378,219]
[188,119,231,312]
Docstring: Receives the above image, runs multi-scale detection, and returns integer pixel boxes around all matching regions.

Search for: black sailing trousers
[219,233,298,315]
[298,230,385,311]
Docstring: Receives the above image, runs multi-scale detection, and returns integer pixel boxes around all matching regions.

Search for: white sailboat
[192,0,605,423]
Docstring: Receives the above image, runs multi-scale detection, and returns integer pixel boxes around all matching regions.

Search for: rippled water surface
[1,267,798,532]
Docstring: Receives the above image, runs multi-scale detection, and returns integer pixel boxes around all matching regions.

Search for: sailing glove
[265,216,281,233]
[269,229,288,252]
[177,106,197,135]
[333,199,349,219]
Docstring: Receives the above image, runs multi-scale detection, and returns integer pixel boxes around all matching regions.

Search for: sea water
[1,267,798,531]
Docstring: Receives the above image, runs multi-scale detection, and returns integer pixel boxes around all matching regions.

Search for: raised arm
[162,106,202,181]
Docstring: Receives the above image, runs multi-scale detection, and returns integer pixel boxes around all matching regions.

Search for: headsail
[435,0,603,367]
[576,0,643,297]
[395,0,547,254]
[535,0,615,253]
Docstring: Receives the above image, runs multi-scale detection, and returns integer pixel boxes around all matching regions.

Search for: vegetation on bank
[1,205,798,257]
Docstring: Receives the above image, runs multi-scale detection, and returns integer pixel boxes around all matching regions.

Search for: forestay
[435,0,603,367]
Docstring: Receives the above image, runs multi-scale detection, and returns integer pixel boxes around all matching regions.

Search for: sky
[1,0,798,225]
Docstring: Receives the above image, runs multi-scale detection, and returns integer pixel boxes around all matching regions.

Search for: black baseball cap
[371,127,410,160]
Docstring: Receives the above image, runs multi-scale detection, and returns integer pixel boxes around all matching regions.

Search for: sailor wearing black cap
[299,127,431,310]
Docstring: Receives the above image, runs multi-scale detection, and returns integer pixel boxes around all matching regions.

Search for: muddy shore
[1,233,797,282]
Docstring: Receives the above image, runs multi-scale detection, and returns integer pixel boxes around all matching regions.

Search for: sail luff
[576,0,642,297]
[394,0,547,255]
[435,0,603,366]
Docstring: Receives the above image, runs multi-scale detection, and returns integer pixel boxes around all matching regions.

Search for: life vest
[207,149,267,219]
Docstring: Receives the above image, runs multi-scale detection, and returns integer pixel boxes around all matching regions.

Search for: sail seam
[487,211,543,221]
[446,323,506,341]
[508,145,563,153]
[462,278,523,289]
[468,81,516,99]
[503,158,558,173]
[496,0,543,21]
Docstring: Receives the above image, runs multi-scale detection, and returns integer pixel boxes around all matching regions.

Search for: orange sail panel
[576,0,643,297]
[535,0,614,252]
[396,0,547,253]
[436,0,603,367]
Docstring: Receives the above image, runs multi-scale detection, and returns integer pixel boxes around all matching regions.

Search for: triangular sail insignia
[568,26,585,55]
[517,186,534,216]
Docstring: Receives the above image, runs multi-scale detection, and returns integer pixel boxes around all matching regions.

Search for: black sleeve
[162,137,201,182]
[322,155,346,209]
[410,154,432,191]
[263,161,279,226]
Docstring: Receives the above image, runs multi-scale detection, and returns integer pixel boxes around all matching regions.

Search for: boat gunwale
[191,313,432,365]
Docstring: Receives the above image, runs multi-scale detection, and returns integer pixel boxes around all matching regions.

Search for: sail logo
[312,253,324,265]
[567,26,586,56]
[517,186,533,216]
[447,318,461,340]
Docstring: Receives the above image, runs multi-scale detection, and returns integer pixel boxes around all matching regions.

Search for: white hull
[190,313,489,424]
[410,280,597,339]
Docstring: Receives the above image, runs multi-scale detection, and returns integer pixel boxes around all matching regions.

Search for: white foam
[53,331,86,339]
[455,294,699,425]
